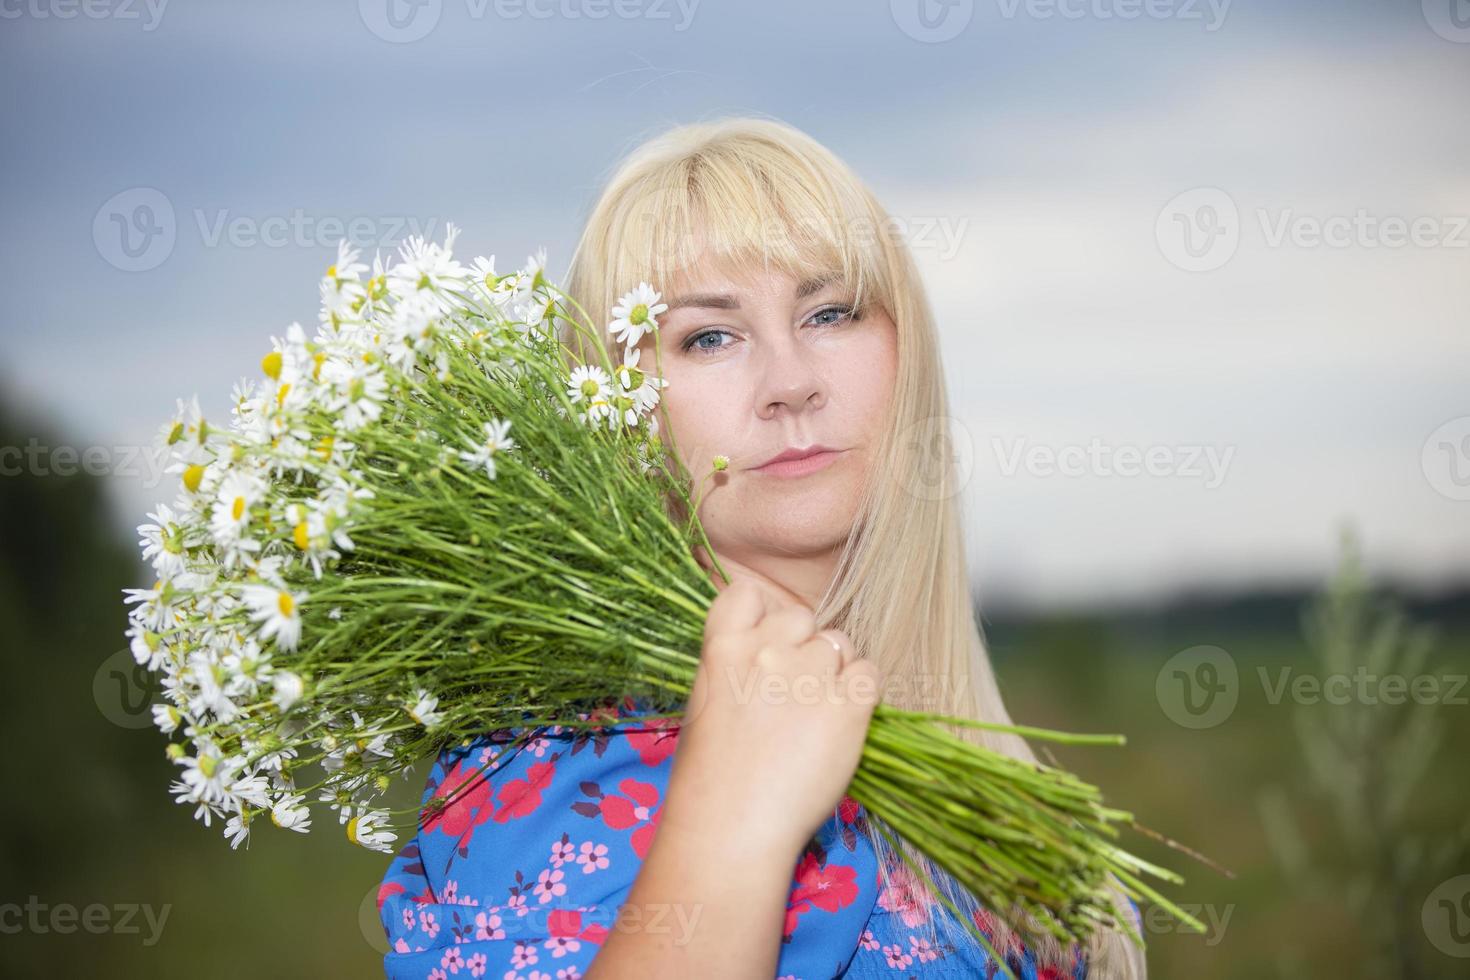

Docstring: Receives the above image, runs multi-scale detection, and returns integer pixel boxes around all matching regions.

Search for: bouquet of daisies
[123,224,1199,961]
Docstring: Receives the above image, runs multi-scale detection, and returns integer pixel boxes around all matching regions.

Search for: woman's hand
[659,560,885,863]
[586,555,883,979]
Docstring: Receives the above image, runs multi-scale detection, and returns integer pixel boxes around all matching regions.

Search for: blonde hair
[561,114,1146,979]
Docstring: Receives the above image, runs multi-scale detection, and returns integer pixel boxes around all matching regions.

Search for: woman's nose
[755,332,826,420]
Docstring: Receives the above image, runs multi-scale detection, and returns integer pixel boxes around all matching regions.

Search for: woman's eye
[683,329,730,353]
[809,305,857,327]
[682,306,858,354]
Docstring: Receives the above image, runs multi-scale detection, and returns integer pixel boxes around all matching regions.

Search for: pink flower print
[543,935,581,958]
[441,947,465,973]
[533,867,566,904]
[467,952,487,977]
[442,879,459,903]
[420,909,440,938]
[549,835,576,868]
[508,893,528,916]
[402,907,416,930]
[860,928,879,950]
[477,745,500,767]
[909,935,940,962]
[475,909,505,941]
[882,943,913,968]
[876,863,934,928]
[556,969,582,980]
[576,841,608,874]
[428,969,446,980]
[528,736,551,758]
[510,940,539,967]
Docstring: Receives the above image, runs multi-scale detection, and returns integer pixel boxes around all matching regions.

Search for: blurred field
[2,400,1466,978]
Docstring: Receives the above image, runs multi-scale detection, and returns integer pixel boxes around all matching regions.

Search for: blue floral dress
[377,699,1097,979]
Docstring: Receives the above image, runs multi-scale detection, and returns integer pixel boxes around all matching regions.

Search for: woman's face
[631,258,899,566]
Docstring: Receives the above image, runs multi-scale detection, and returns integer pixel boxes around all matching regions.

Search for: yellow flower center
[231,495,247,521]
[166,421,184,445]
[261,351,283,380]
[629,303,648,325]
[293,521,310,550]
[182,464,206,493]
[277,591,295,617]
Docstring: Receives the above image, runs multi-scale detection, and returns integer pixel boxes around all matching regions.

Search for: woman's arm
[585,807,796,979]
[585,576,883,978]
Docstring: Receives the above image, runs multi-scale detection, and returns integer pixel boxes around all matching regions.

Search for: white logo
[1423,0,1470,43]
[890,0,974,42]
[93,187,176,272]
[360,0,443,43]
[1422,416,1470,501]
[1156,187,1239,272]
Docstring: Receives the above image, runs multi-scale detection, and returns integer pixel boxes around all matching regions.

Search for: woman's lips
[751,449,846,478]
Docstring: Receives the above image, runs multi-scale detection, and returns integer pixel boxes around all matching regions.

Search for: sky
[1,0,1466,609]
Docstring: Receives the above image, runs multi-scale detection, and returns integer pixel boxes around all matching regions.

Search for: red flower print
[422,758,496,838]
[790,854,859,913]
[574,778,664,858]
[493,758,558,823]
[547,909,609,947]
[783,850,860,938]
[625,717,681,767]
[837,794,860,824]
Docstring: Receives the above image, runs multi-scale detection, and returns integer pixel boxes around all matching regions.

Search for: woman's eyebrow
[666,277,837,312]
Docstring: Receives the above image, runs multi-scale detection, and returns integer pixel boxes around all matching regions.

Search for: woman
[377,116,1146,978]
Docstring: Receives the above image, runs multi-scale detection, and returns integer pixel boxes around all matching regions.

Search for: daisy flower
[614,346,668,415]
[270,793,312,833]
[387,223,467,305]
[459,418,515,480]
[609,282,667,351]
[326,360,389,432]
[210,470,262,548]
[346,807,397,853]
[407,688,443,729]
[270,671,305,712]
[566,364,611,406]
[241,583,305,652]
